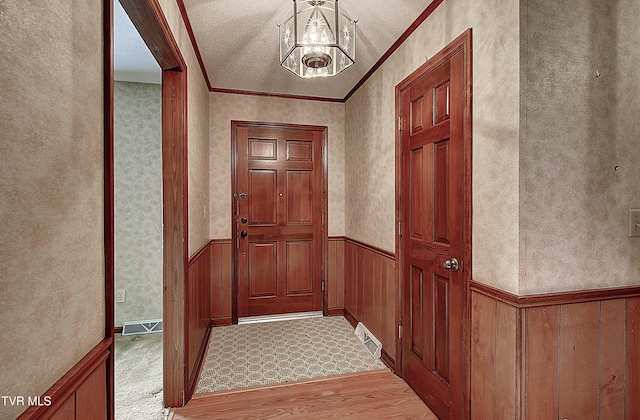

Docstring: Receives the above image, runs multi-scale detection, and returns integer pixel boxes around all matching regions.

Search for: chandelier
[278,0,357,78]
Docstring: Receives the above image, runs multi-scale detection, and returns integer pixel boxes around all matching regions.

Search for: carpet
[115,332,166,420]
[195,316,386,394]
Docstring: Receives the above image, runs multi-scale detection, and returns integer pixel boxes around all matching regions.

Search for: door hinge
[322,213,325,225]
[321,280,325,292]
[398,324,403,340]
[398,116,405,131]
[398,220,402,237]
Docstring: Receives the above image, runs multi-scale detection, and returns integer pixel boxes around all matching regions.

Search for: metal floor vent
[354,322,382,359]
[121,319,163,336]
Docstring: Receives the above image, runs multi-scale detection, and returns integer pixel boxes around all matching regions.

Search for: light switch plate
[629,209,640,238]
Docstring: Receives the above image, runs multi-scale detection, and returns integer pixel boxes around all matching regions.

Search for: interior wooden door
[233,122,325,318]
[397,32,470,420]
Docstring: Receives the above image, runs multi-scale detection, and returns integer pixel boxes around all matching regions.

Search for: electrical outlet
[116,289,126,303]
[630,209,640,238]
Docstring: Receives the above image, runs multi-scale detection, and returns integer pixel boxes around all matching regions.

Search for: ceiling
[114,0,436,100]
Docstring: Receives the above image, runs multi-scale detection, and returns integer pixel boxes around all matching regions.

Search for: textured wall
[157,0,211,256]
[114,81,163,327]
[519,0,640,293]
[209,93,345,239]
[0,1,105,419]
[345,0,521,292]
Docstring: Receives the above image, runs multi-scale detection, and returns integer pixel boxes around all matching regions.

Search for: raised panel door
[235,124,325,318]
[398,35,470,420]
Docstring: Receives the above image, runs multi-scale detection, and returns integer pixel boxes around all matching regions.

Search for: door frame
[230,121,329,323]
[394,29,472,418]
[105,0,190,411]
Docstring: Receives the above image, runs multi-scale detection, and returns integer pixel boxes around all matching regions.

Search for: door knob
[240,230,248,238]
[240,217,248,224]
[443,258,459,271]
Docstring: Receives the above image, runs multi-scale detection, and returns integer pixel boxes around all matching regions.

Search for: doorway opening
[106,0,189,415]
[112,0,163,417]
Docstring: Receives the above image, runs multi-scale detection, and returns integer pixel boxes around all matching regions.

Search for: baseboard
[326,308,344,317]
[343,308,396,371]
[380,348,396,373]
[211,317,232,327]
[18,338,111,419]
[343,307,358,328]
[187,320,213,399]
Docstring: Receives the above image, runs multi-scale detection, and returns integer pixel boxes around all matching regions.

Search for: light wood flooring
[169,370,438,419]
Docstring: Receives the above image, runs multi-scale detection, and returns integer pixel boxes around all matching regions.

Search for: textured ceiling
[114,0,435,99]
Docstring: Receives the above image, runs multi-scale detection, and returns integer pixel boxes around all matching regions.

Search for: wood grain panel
[327,238,345,311]
[342,238,397,370]
[470,291,496,419]
[285,241,313,295]
[286,140,312,161]
[410,147,424,239]
[18,339,111,420]
[187,243,213,396]
[249,242,277,297]
[210,240,232,324]
[75,360,107,419]
[627,297,640,418]
[383,257,396,363]
[472,282,640,420]
[411,95,424,134]
[433,140,449,244]
[525,306,559,419]
[286,171,313,224]
[249,170,277,225]
[372,255,383,341]
[344,240,357,316]
[434,273,450,382]
[248,138,276,160]
[599,299,625,419]
[410,265,424,361]
[49,396,75,420]
[360,248,374,332]
[495,301,517,419]
[434,81,450,124]
[559,302,600,419]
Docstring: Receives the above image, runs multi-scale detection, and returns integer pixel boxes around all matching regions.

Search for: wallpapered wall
[114,81,163,327]
[519,0,640,293]
[345,0,521,292]
[209,93,345,240]
[158,0,211,256]
[0,1,105,419]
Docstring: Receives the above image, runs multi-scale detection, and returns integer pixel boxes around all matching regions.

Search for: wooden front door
[396,31,471,419]
[233,122,326,318]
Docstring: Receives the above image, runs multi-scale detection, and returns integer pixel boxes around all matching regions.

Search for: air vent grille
[121,319,163,335]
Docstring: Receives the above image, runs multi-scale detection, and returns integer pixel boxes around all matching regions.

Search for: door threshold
[237,311,323,325]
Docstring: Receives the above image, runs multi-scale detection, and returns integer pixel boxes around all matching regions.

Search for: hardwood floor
[169,370,438,419]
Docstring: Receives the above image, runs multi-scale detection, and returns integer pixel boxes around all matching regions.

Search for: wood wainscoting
[186,242,213,397]
[340,237,397,371]
[209,239,233,326]
[470,281,640,419]
[18,339,111,419]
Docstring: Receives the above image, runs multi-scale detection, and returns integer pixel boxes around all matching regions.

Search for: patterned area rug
[195,316,386,394]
